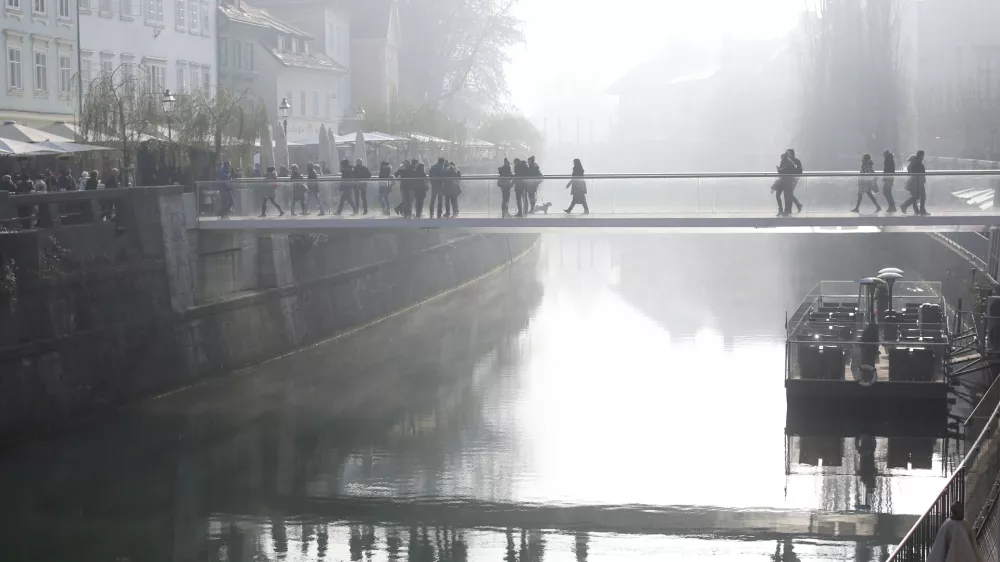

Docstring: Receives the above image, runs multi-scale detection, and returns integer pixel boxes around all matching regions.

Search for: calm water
[0,235,961,562]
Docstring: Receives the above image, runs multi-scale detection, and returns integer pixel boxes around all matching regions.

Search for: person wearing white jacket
[928,501,983,562]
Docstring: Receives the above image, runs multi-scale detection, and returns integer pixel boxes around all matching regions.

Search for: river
[0,234,962,562]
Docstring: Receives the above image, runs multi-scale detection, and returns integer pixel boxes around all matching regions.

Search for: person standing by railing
[513,158,528,217]
[217,161,234,219]
[378,161,393,216]
[498,158,514,218]
[928,501,983,562]
[882,149,897,213]
[354,159,372,215]
[446,162,461,218]
[429,157,447,218]
[413,162,429,218]
[527,156,542,213]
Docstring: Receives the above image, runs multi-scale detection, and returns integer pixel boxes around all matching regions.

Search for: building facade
[0,0,78,126]
[218,0,346,144]
[347,0,399,115]
[78,0,217,100]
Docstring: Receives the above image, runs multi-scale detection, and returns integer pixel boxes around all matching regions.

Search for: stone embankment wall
[0,187,537,443]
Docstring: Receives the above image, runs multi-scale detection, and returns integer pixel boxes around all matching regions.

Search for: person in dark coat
[772,153,794,215]
[526,155,542,213]
[289,164,308,215]
[429,157,447,217]
[57,168,77,192]
[0,175,16,193]
[260,166,283,217]
[851,153,881,214]
[104,168,120,189]
[85,170,100,190]
[564,159,589,214]
[412,162,429,218]
[901,150,928,215]
[783,148,803,215]
[394,160,414,217]
[882,149,897,213]
[305,162,325,215]
[498,158,514,217]
[354,159,372,215]
[513,158,528,217]
[446,162,461,218]
[336,158,358,215]
[378,161,393,215]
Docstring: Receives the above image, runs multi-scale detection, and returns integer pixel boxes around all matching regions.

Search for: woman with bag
[851,153,882,213]
[564,159,589,214]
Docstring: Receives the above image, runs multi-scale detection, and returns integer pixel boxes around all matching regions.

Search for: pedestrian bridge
[197,171,1000,233]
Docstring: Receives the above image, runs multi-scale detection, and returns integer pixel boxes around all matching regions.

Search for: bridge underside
[198,213,1000,233]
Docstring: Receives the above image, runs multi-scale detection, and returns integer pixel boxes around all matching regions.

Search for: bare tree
[79,63,163,186]
[174,88,264,175]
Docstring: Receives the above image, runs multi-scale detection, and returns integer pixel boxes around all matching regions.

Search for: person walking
[394,160,413,217]
[260,166,284,217]
[413,162,429,218]
[513,158,528,217]
[306,162,326,216]
[564,159,590,214]
[498,158,514,217]
[336,159,358,215]
[217,161,234,218]
[851,153,882,213]
[882,149,897,213]
[773,153,794,215]
[378,161,393,215]
[901,150,928,215]
[927,502,983,562]
[289,164,308,215]
[429,157,447,217]
[784,148,804,215]
[446,162,461,218]
[354,158,372,215]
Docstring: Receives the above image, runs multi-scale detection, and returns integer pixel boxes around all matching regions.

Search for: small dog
[531,202,552,215]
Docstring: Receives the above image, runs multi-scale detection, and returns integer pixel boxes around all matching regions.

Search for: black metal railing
[887,397,1000,561]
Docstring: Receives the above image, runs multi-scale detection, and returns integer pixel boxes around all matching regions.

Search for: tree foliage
[79,64,162,186]
[477,112,542,151]
[398,0,524,112]
[798,0,905,168]
[173,88,265,172]
[918,84,1000,160]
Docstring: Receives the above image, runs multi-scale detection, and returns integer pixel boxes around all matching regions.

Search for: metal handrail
[196,169,1000,183]
[886,395,1000,561]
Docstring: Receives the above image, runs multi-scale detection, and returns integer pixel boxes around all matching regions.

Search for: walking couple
[773,149,803,216]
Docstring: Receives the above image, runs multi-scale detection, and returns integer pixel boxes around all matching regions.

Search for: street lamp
[161,89,176,141]
[279,97,291,135]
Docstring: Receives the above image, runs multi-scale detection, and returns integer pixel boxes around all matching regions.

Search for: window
[325,93,331,117]
[278,35,285,52]
[32,0,44,14]
[33,51,47,92]
[201,66,209,91]
[189,64,198,92]
[312,91,318,117]
[99,0,110,13]
[120,0,132,16]
[200,1,208,33]
[7,0,19,9]
[146,61,165,93]
[7,47,22,90]
[79,0,88,10]
[80,57,91,89]
[234,41,241,69]
[245,42,252,71]
[146,0,162,22]
[174,0,183,27]
[59,54,70,93]
[291,38,298,53]
[219,38,226,67]
[176,63,185,92]
[299,90,305,116]
[101,58,112,75]
[57,0,69,17]
[188,0,198,33]
[120,60,133,82]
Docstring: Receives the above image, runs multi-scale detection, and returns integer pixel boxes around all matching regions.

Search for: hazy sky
[506,0,806,128]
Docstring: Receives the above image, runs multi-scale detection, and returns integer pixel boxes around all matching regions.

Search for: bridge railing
[0,188,132,230]
[194,171,1000,219]
[886,390,1000,561]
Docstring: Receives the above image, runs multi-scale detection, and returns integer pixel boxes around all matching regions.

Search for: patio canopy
[333,131,406,145]
[40,121,82,141]
[0,121,72,143]
[36,140,114,154]
[0,138,60,156]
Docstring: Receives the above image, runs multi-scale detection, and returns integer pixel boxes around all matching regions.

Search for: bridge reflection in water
[197,172,1000,232]
[0,235,969,562]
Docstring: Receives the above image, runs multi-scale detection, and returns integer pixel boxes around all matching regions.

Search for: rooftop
[218,1,312,38]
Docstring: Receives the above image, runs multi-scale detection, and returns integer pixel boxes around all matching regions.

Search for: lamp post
[161,89,176,142]
[279,97,291,136]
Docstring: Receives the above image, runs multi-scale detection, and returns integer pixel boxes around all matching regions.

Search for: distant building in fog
[606,36,797,173]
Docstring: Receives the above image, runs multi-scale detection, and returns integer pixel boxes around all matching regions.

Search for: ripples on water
[0,234,962,561]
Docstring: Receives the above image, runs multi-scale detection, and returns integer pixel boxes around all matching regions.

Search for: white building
[218,0,347,144]
[0,0,78,126]
[78,0,217,99]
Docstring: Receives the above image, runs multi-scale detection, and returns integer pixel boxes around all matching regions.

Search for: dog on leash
[530,202,552,215]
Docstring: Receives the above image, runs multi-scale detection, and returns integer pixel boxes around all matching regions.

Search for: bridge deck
[196,172,1000,232]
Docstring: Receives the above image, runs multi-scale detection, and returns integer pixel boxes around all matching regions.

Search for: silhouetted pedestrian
[564,159,589,214]
[413,162,429,218]
[305,162,326,215]
[513,158,528,217]
[260,166,284,216]
[217,162,234,218]
[336,158,358,215]
[882,149,897,213]
[773,153,794,215]
[289,164,307,215]
[446,162,461,217]
[378,161,393,215]
[395,160,413,217]
[498,158,513,217]
[354,159,372,215]
[784,149,803,215]
[527,155,542,212]
[429,157,447,217]
[901,150,927,215]
[851,153,881,213]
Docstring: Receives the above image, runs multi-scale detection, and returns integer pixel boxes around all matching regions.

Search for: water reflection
[0,234,964,562]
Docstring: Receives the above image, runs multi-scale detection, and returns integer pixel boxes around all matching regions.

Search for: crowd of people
[772,148,930,216]
[0,167,121,194]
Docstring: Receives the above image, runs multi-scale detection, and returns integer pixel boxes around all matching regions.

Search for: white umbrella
[259,121,275,172]
[352,130,366,165]
[41,121,83,142]
[318,124,329,172]
[0,138,60,155]
[35,140,113,154]
[274,124,290,172]
[0,120,72,143]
